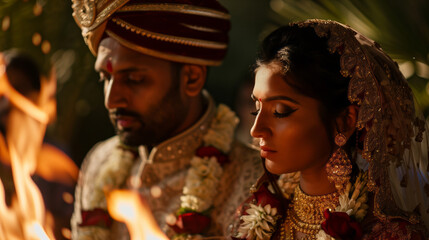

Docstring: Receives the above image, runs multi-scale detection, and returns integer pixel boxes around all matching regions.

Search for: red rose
[79,208,112,227]
[321,209,362,240]
[253,183,282,211]
[169,212,211,234]
[196,146,229,166]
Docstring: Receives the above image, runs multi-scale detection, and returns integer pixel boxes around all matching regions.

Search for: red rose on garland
[79,208,112,228]
[232,181,284,240]
[321,209,362,240]
[169,212,211,235]
[196,146,229,166]
[253,183,283,211]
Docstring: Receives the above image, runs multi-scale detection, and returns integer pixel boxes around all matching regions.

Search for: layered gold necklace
[281,186,339,240]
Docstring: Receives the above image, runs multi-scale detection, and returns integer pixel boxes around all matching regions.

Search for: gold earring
[326,132,352,192]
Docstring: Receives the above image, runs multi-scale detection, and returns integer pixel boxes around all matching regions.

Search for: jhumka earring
[326,132,352,192]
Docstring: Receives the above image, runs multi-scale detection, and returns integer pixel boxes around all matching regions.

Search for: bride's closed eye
[250,102,297,118]
[273,103,297,118]
[250,100,261,116]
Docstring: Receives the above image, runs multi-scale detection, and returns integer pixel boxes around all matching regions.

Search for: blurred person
[70,0,263,239]
[230,20,429,240]
[234,75,258,145]
[0,49,77,240]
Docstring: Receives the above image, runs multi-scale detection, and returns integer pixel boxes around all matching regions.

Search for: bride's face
[250,63,333,175]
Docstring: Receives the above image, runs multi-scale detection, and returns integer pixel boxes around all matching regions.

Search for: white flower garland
[175,104,238,238]
[88,147,135,209]
[77,146,136,239]
[236,171,368,240]
[180,156,223,212]
[77,104,238,239]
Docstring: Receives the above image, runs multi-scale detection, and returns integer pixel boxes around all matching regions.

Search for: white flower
[335,172,368,221]
[183,178,216,199]
[89,147,135,208]
[174,104,237,237]
[316,230,335,240]
[336,193,355,215]
[180,195,211,212]
[203,104,238,153]
[277,172,300,199]
[184,156,222,200]
[236,204,278,240]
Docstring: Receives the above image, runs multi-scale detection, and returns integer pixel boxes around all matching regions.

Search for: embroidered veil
[294,19,429,228]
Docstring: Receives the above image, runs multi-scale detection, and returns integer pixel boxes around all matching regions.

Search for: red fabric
[79,208,112,228]
[230,180,285,240]
[104,0,230,65]
[253,184,282,210]
[196,146,229,166]
[169,212,211,234]
[364,219,428,240]
[129,0,229,13]
[321,209,362,240]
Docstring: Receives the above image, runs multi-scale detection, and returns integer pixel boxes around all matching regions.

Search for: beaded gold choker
[284,186,339,239]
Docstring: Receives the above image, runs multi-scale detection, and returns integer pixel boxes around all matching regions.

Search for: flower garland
[235,171,369,240]
[77,104,239,240]
[77,145,137,238]
[169,104,239,239]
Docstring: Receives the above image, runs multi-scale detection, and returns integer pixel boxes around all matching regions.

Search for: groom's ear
[180,64,207,97]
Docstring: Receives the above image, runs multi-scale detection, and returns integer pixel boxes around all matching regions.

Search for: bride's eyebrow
[251,93,300,105]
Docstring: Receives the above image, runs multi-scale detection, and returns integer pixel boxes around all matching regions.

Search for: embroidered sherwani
[71,93,263,239]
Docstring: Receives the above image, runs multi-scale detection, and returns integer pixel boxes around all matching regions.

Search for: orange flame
[107,190,169,240]
[36,144,78,186]
[0,53,56,239]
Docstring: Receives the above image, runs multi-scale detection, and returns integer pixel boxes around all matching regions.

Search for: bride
[230,19,429,240]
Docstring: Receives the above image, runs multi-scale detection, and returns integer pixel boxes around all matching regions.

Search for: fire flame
[107,190,169,240]
[0,54,56,239]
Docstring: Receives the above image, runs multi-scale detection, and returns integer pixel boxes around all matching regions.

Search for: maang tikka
[326,132,352,192]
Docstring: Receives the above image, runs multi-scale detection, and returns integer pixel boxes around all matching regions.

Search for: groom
[70,0,263,239]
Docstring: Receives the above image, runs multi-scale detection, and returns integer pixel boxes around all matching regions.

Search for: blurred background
[1,0,428,167]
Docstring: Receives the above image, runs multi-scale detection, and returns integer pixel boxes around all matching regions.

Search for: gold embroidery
[106,30,223,66]
[71,0,130,30]
[180,23,220,33]
[285,186,339,239]
[71,0,96,27]
[111,18,227,50]
[118,3,230,20]
[295,19,422,225]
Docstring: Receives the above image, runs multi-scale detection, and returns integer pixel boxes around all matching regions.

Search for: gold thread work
[72,0,130,31]
[105,30,222,66]
[111,18,227,50]
[118,3,230,20]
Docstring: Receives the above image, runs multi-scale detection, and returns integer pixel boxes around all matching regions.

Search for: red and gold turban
[71,0,230,66]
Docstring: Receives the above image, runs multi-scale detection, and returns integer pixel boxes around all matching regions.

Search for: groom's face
[95,37,188,147]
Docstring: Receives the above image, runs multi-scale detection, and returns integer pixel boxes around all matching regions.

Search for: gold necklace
[282,186,339,239]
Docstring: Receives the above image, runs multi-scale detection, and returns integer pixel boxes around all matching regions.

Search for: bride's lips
[260,146,276,158]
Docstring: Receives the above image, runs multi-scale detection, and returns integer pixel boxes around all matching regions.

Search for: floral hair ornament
[295,19,429,228]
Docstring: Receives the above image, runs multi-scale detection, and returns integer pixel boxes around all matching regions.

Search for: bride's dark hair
[255,25,351,144]
[254,25,362,186]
